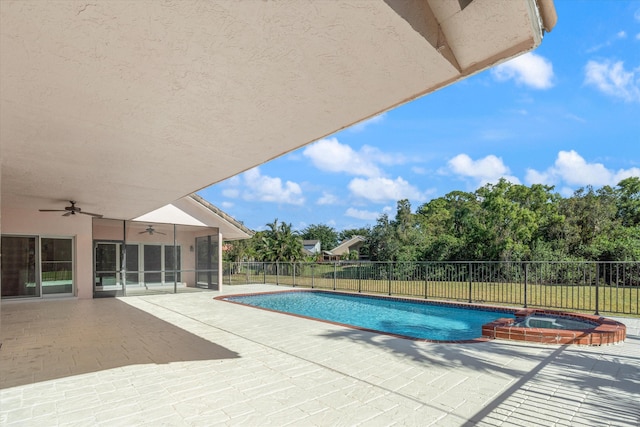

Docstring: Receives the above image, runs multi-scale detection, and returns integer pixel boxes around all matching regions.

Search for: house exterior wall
[2,206,94,299]
[1,206,225,299]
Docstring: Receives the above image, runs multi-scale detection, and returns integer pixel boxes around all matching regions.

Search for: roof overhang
[0,0,556,220]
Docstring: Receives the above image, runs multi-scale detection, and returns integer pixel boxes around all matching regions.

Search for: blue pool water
[224,291,515,341]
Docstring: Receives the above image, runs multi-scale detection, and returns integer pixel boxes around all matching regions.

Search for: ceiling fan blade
[156,231,167,235]
[40,202,102,218]
[139,230,148,234]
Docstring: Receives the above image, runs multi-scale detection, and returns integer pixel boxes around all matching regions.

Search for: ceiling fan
[39,201,103,218]
[139,225,166,235]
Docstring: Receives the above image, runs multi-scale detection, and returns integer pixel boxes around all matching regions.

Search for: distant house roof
[326,236,365,256]
[302,239,321,255]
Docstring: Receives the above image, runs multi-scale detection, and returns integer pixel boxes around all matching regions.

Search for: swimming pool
[221,290,514,341]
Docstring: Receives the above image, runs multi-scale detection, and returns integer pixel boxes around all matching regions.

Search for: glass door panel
[125,244,140,285]
[196,236,210,288]
[95,242,121,290]
[165,246,181,283]
[1,236,38,298]
[196,236,218,290]
[143,245,162,284]
[41,238,73,295]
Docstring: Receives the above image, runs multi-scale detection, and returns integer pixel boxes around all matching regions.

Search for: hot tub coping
[482,308,626,346]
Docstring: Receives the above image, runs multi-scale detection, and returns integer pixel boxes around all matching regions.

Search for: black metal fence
[223,261,640,316]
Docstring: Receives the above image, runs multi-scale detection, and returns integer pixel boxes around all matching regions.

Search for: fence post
[595,263,600,315]
[468,262,473,303]
[388,262,392,296]
[263,263,266,284]
[523,263,528,308]
[276,262,279,286]
[424,263,428,299]
[333,262,337,290]
[311,264,315,289]
[293,262,296,287]
[358,263,361,293]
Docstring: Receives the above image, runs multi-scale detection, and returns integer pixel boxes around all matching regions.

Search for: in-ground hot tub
[482,308,626,346]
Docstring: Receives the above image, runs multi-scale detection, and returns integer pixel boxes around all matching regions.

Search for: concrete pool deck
[1,284,639,426]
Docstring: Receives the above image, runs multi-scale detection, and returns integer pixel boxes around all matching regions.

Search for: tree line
[224,177,640,263]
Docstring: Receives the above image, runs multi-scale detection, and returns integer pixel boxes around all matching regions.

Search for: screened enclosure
[92,218,221,297]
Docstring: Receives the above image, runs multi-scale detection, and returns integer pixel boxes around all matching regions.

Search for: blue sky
[199,1,640,232]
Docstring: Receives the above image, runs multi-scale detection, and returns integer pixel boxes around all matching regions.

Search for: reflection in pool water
[515,315,598,330]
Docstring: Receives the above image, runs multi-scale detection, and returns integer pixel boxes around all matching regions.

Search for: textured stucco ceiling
[0,0,551,220]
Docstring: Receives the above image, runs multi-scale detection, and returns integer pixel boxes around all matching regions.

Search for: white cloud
[303,138,381,177]
[636,33,640,41]
[411,166,427,175]
[221,201,234,209]
[348,176,429,203]
[553,151,612,186]
[359,145,406,166]
[587,30,632,53]
[524,168,553,186]
[222,188,239,198]
[492,52,554,89]
[317,192,338,205]
[226,175,241,186]
[238,167,304,205]
[349,113,386,132]
[559,187,575,198]
[447,154,520,186]
[525,150,640,187]
[480,129,512,141]
[564,113,587,123]
[584,60,640,102]
[303,137,404,178]
[345,207,380,221]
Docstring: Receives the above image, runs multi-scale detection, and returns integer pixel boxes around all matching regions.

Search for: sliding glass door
[41,238,73,295]
[1,236,38,298]
[1,235,74,298]
[94,242,123,297]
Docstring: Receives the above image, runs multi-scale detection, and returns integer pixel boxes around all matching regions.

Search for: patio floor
[1,284,639,426]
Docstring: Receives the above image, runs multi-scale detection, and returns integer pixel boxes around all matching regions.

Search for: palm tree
[257,219,303,262]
